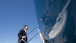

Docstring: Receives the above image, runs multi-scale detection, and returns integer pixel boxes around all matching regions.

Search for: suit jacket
[18,29,28,42]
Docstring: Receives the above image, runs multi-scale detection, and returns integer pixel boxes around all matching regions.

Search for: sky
[0,0,41,43]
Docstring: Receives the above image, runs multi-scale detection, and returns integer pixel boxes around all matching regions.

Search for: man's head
[23,25,28,31]
[40,17,43,22]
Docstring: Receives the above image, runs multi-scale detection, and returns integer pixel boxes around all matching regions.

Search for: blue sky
[0,0,41,43]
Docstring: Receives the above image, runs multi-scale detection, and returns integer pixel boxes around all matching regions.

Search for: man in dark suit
[18,25,28,43]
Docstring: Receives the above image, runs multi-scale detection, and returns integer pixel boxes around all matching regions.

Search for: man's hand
[22,36,26,38]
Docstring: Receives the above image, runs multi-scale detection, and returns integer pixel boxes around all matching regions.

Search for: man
[18,25,28,43]
[40,15,50,26]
